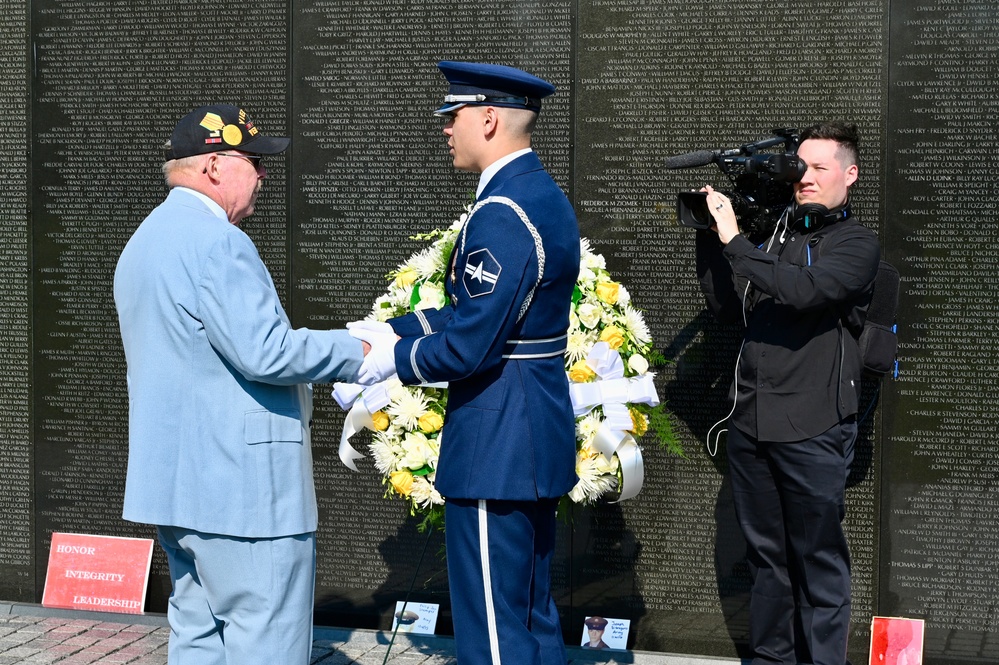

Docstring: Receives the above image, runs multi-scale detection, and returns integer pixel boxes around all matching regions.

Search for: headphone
[791,201,851,232]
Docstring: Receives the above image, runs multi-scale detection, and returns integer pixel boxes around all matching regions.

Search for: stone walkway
[0,603,738,665]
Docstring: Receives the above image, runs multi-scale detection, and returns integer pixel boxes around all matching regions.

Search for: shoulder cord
[461,196,545,323]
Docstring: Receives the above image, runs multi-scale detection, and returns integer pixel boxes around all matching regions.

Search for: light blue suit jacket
[114,188,362,538]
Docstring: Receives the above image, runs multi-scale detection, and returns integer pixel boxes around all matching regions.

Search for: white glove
[347,320,398,385]
[347,319,395,336]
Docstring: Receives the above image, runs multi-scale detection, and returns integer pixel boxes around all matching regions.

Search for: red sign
[870,616,924,665]
[42,532,154,615]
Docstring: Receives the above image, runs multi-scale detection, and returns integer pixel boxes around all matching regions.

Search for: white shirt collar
[476,148,533,199]
[174,186,228,222]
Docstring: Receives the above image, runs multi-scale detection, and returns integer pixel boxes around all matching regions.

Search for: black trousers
[727,419,856,665]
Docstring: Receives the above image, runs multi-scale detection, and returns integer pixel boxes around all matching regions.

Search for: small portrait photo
[390,601,440,635]
[580,615,630,650]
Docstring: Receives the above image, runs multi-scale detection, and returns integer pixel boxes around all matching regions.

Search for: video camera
[666,128,805,237]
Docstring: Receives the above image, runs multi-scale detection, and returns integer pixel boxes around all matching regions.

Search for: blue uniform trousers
[727,419,856,665]
[445,498,566,665]
[157,526,316,665]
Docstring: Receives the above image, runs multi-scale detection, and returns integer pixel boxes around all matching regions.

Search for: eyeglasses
[217,153,264,170]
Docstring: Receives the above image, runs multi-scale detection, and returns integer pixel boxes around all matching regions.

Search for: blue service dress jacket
[114,188,363,538]
[389,152,580,501]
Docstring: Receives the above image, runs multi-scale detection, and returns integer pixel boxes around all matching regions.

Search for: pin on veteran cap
[165,104,290,160]
[435,61,556,116]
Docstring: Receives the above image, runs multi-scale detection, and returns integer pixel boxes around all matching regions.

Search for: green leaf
[648,403,685,457]
[646,347,670,367]
[416,506,446,532]
[409,281,423,312]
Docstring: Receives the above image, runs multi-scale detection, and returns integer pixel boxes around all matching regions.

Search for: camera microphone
[664,150,718,169]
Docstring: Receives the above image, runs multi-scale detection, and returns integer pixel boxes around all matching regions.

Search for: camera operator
[695,121,880,665]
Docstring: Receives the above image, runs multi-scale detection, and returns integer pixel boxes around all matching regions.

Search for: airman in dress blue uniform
[349,61,580,665]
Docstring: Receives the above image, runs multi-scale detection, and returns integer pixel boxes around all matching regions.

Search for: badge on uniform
[463,249,501,298]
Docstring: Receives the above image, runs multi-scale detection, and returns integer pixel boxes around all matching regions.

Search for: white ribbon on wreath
[331,381,394,472]
[568,342,660,502]
[332,379,447,472]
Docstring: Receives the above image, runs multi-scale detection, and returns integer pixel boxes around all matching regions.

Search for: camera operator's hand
[701,186,739,245]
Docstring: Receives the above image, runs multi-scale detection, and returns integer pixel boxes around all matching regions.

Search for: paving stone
[0,610,738,665]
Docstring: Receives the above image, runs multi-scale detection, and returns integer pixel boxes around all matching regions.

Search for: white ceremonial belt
[502,334,567,360]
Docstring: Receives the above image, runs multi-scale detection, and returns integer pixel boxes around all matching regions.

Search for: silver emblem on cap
[442,94,487,103]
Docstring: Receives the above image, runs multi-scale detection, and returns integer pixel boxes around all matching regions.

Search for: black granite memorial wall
[0,0,31,605]
[882,2,999,662]
[0,1,996,663]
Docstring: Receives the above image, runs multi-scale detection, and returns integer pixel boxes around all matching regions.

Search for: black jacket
[696,215,880,442]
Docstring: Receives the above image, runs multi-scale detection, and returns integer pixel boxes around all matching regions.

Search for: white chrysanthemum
[409,247,444,279]
[390,287,411,310]
[575,413,603,445]
[569,450,619,504]
[394,260,417,277]
[579,237,594,256]
[411,475,445,508]
[387,389,431,431]
[617,284,631,307]
[371,295,395,322]
[582,250,606,271]
[622,305,652,345]
[566,329,595,364]
[567,484,587,504]
[369,436,400,475]
[383,424,406,442]
[578,265,597,284]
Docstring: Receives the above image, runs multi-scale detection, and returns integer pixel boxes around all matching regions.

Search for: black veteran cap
[584,616,608,630]
[435,61,556,116]
[165,104,290,160]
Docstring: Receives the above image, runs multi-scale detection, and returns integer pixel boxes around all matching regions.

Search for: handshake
[347,320,400,386]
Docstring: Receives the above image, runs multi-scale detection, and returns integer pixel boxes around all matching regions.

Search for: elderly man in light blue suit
[114,104,365,665]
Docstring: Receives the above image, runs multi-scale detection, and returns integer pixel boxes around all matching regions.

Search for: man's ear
[482,106,499,138]
[203,154,222,180]
[844,163,858,188]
